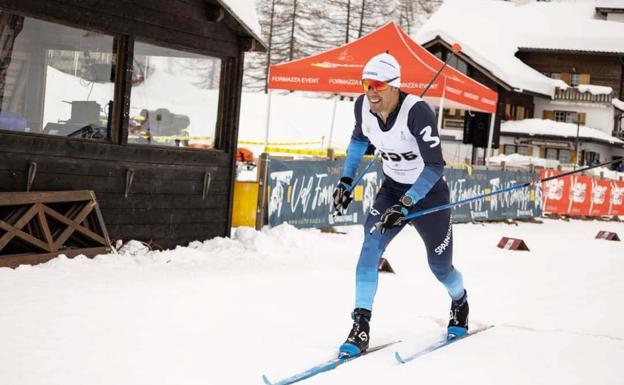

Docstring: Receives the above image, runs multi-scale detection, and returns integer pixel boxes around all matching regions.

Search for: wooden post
[255,153,270,230]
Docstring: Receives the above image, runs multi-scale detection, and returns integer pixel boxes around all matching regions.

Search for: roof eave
[501,131,624,148]
[421,37,551,98]
[517,47,624,56]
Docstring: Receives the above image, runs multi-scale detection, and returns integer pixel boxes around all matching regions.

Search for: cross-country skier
[332,52,469,357]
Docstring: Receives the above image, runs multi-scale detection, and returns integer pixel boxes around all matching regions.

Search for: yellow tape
[239,140,322,146]
[264,146,348,157]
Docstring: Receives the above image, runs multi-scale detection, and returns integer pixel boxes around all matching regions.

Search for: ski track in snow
[0,218,623,385]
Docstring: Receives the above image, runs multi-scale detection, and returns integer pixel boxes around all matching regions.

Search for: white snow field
[1,218,623,385]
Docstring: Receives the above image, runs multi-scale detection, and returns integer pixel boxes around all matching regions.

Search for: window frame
[0,12,120,144]
[0,9,227,153]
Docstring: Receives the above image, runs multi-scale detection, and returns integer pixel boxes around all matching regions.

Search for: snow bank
[488,153,560,169]
[577,84,613,95]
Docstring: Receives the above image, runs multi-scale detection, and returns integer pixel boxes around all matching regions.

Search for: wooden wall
[516,51,623,99]
[0,0,251,250]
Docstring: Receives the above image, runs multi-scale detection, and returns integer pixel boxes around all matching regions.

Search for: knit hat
[362,53,401,88]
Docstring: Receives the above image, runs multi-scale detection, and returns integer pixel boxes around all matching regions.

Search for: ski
[394,325,494,364]
[262,340,400,385]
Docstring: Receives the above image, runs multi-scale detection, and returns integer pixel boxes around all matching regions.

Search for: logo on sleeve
[420,125,440,148]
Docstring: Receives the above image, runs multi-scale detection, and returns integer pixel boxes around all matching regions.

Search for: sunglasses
[361,77,398,92]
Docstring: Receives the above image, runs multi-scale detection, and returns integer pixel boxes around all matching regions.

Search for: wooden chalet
[0,0,265,267]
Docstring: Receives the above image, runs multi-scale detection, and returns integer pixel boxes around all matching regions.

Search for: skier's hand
[379,204,409,234]
[332,177,353,215]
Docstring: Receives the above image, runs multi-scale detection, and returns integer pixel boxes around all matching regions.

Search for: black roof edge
[596,7,624,15]
[501,132,624,148]
[517,47,624,56]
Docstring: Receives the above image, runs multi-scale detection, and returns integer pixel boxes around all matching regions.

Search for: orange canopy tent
[268,22,498,113]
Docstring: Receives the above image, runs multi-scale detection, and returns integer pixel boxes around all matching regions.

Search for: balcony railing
[554,87,613,103]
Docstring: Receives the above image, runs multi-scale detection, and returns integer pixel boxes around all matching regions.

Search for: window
[545,148,570,162]
[554,110,577,123]
[503,145,529,155]
[448,56,468,75]
[127,41,221,149]
[571,74,580,87]
[504,104,528,121]
[0,14,115,140]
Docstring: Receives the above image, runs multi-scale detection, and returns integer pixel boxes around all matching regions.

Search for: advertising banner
[267,159,543,229]
[539,170,624,217]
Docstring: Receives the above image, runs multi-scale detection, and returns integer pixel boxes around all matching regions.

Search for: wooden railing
[0,190,111,268]
[554,87,612,103]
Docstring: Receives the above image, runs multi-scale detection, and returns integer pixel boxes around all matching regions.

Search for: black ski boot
[447,290,469,340]
[339,308,371,357]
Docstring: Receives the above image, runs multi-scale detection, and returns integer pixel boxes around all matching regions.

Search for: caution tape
[238,140,322,146]
[264,146,349,157]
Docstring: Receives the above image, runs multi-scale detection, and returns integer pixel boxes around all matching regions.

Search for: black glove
[332,177,353,215]
[379,204,409,234]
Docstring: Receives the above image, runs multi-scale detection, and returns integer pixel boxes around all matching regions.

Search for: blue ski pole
[369,157,624,234]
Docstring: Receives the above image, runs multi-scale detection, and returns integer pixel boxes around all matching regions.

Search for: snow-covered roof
[578,84,613,95]
[488,153,560,169]
[414,0,624,97]
[502,119,624,146]
[217,0,265,49]
[613,98,624,111]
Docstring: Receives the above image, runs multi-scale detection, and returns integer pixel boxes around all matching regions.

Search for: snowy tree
[242,0,444,92]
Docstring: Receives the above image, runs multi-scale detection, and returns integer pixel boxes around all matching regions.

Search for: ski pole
[336,44,464,215]
[370,157,624,234]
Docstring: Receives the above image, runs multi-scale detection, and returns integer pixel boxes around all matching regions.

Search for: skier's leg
[354,188,404,311]
[340,185,404,357]
[410,206,465,301]
[410,202,469,337]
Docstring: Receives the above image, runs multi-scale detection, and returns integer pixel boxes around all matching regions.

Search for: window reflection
[128,41,221,149]
[0,12,114,140]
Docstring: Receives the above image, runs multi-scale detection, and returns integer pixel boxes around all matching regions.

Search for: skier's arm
[342,95,370,180]
[403,101,445,205]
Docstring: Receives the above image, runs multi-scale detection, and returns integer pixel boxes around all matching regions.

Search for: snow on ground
[1,219,623,385]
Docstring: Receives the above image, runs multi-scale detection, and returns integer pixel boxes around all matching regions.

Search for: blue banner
[267,158,542,228]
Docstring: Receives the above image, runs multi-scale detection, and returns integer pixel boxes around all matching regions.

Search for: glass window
[0,13,115,139]
[128,41,221,149]
[558,149,570,163]
[571,74,580,87]
[554,111,567,122]
[554,110,577,123]
[517,146,529,156]
[503,145,515,155]
[545,148,559,160]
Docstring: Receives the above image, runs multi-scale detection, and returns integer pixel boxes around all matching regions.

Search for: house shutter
[561,73,572,85]
[527,146,533,156]
[577,112,586,125]
[516,105,525,120]
[543,110,555,120]
[578,74,590,85]
[539,147,545,158]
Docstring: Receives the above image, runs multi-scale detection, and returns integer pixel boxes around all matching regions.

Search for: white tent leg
[485,112,496,165]
[327,94,339,151]
[436,77,446,130]
[263,91,273,152]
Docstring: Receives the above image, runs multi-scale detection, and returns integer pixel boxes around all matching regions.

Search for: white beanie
[362,53,401,88]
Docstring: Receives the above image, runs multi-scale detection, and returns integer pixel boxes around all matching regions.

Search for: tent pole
[436,77,446,130]
[485,111,496,165]
[263,90,273,152]
[327,94,339,152]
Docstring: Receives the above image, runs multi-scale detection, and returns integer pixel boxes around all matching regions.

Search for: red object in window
[236,148,254,163]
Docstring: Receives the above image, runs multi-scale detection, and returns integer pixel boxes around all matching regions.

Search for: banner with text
[267,159,543,228]
[540,170,624,216]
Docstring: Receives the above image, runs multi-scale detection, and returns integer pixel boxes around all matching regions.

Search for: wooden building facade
[0,0,265,260]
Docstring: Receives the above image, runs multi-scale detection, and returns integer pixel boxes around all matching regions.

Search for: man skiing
[332,52,468,358]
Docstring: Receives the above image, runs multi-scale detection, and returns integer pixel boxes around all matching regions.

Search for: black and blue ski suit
[342,92,465,311]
